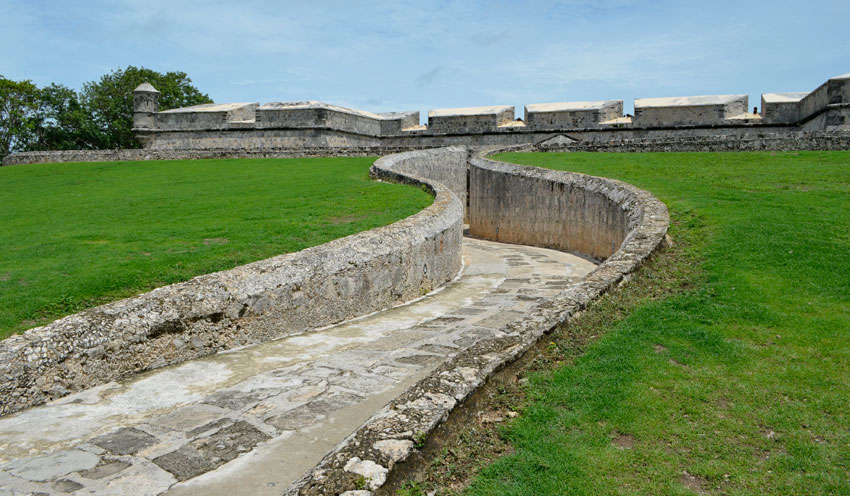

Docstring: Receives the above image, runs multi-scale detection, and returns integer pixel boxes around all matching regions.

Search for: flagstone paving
[0,237,596,495]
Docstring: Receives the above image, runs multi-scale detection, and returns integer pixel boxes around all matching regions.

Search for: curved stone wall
[372,146,469,218]
[0,151,463,416]
[289,147,670,495]
[469,151,632,261]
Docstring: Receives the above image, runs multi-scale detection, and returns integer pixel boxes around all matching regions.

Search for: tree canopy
[82,66,213,149]
[0,66,212,159]
[0,77,40,158]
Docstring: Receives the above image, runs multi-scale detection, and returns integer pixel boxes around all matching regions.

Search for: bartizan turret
[133,83,160,147]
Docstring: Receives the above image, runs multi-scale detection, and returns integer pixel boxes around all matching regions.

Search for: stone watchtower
[133,83,160,147]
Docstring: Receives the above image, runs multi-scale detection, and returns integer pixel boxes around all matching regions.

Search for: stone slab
[91,427,159,455]
[159,103,258,113]
[634,94,746,107]
[761,92,808,103]
[6,450,99,482]
[428,106,513,117]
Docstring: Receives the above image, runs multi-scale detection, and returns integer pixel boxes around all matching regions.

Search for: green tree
[1,67,211,158]
[31,83,101,151]
[81,65,213,149]
[0,76,41,159]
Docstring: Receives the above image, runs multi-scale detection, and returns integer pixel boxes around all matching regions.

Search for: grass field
[397,151,850,496]
[0,157,432,339]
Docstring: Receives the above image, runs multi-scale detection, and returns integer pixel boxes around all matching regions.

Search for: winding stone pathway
[0,238,596,496]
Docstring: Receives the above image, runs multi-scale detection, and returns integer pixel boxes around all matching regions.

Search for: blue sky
[2,0,849,120]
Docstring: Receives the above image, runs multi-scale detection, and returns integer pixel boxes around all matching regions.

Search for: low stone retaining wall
[535,131,850,153]
[4,131,849,167]
[0,147,415,166]
[0,150,463,416]
[287,147,670,495]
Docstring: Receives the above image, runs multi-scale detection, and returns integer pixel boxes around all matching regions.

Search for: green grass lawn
[0,157,432,339]
[399,151,849,496]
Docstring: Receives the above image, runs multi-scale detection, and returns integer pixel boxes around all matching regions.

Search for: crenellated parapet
[130,72,850,150]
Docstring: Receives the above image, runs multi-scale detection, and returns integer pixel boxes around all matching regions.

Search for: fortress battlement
[124,72,846,150]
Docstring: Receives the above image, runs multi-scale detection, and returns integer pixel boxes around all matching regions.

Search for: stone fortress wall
[128,73,850,152]
[3,72,849,167]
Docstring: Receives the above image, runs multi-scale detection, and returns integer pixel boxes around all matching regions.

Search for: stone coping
[0,150,464,417]
[762,92,808,103]
[378,111,419,119]
[159,102,258,113]
[635,94,746,107]
[134,83,158,93]
[526,100,620,112]
[259,101,389,120]
[428,105,513,117]
[286,146,670,495]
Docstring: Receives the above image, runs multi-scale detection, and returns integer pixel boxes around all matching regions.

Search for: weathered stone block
[427,106,514,134]
[761,92,807,124]
[525,100,623,129]
[91,427,158,455]
[255,101,384,135]
[155,102,259,131]
[378,111,420,135]
[634,94,747,127]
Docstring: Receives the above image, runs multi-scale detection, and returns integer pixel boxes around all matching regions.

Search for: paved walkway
[0,238,595,496]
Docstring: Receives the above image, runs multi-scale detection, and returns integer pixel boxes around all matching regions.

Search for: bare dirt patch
[680,471,709,494]
[669,358,687,368]
[611,431,635,450]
